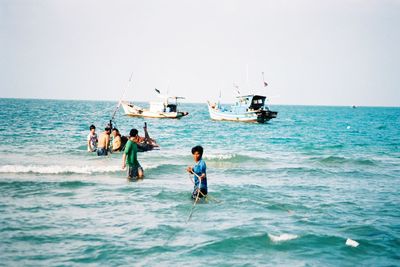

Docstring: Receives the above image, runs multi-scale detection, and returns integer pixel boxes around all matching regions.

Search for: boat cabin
[149,97,180,113]
[248,95,266,110]
[231,95,267,113]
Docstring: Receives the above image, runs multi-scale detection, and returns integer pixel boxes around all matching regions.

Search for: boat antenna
[111,72,133,122]
[166,80,170,95]
[246,64,249,90]
[233,83,240,96]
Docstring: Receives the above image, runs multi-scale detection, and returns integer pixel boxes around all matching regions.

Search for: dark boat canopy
[249,95,266,110]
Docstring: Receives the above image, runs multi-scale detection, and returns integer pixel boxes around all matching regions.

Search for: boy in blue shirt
[186,145,207,199]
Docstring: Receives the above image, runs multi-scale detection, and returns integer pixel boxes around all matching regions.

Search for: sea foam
[0,163,162,175]
[0,164,121,175]
[268,233,299,242]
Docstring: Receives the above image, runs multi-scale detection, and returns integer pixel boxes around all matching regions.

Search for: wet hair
[129,128,138,137]
[191,145,203,157]
[112,128,120,136]
[105,127,111,132]
[89,124,96,130]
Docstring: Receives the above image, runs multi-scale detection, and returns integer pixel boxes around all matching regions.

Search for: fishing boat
[121,89,189,119]
[207,94,277,123]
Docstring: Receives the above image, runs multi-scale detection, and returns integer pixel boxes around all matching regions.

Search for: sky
[1,0,399,106]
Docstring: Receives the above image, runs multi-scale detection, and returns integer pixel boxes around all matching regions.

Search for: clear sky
[1,0,399,106]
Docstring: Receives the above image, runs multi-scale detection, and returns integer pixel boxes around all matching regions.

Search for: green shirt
[124,140,139,166]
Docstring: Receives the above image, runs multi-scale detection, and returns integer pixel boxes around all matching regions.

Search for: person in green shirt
[122,128,143,179]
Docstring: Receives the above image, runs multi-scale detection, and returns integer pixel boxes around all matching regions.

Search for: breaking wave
[268,233,299,243]
[0,164,161,175]
[203,153,270,163]
[203,153,238,160]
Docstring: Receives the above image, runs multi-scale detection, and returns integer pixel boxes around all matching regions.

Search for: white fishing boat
[207,94,277,123]
[121,89,189,119]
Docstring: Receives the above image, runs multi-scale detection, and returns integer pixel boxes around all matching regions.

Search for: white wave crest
[0,163,162,175]
[345,238,359,247]
[203,153,237,160]
[268,233,299,243]
[0,164,121,175]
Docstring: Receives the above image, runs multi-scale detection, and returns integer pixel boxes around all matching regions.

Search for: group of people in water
[86,123,208,200]
[87,123,157,155]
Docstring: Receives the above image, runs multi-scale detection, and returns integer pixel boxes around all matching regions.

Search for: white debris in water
[346,238,359,247]
[347,126,351,129]
[268,233,298,243]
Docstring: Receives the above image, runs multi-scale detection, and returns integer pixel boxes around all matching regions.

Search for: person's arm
[105,135,110,150]
[122,141,131,169]
[200,161,206,179]
[87,134,94,152]
[122,153,126,169]
[87,139,92,151]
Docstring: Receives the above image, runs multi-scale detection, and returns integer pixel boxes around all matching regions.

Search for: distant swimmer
[111,128,122,152]
[186,145,208,200]
[97,127,111,156]
[87,124,98,152]
[122,128,143,179]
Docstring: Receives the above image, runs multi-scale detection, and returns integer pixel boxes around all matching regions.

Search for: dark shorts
[192,188,208,199]
[127,164,143,179]
[97,148,108,156]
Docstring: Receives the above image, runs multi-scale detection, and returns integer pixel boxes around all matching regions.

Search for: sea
[0,98,399,266]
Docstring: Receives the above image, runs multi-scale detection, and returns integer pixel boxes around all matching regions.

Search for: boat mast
[246,64,249,92]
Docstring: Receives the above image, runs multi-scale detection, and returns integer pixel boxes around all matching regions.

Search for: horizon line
[0,96,399,108]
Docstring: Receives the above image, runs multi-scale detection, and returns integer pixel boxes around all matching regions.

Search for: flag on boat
[262,72,268,87]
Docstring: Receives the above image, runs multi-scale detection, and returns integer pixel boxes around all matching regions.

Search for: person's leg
[200,188,208,197]
[127,166,133,179]
[143,122,150,140]
[143,122,157,145]
[97,148,107,156]
[138,167,144,178]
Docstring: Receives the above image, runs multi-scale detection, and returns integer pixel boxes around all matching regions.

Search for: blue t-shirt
[193,159,207,190]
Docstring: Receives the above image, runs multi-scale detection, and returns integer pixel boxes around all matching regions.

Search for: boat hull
[121,101,188,119]
[207,104,277,123]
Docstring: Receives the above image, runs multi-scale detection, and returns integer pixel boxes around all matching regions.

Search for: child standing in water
[186,145,207,199]
[87,124,98,152]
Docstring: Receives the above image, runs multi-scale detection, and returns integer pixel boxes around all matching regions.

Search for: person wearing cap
[122,128,143,179]
[97,127,111,156]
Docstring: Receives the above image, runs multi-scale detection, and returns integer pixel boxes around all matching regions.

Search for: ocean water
[0,98,399,266]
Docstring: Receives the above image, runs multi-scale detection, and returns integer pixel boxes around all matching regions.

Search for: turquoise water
[0,98,399,266]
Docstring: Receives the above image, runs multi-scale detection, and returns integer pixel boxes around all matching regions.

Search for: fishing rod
[110,72,134,122]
